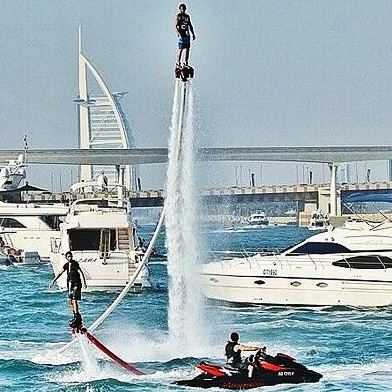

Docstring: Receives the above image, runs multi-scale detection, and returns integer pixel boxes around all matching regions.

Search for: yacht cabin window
[289,242,351,255]
[68,229,116,251]
[40,215,61,230]
[0,218,26,228]
[332,256,392,269]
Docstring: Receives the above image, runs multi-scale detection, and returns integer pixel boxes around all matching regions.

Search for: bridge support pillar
[329,163,339,216]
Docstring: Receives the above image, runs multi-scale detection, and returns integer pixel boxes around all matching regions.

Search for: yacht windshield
[289,242,351,255]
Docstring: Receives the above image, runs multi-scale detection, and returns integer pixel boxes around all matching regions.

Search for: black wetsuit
[177,13,192,49]
[225,341,242,366]
[63,260,82,300]
[177,13,191,37]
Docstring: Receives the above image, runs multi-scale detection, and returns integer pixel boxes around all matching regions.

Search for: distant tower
[339,163,350,183]
[76,26,138,189]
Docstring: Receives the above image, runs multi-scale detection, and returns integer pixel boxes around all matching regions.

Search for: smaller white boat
[247,211,269,226]
[308,210,329,231]
[0,154,26,192]
[0,230,42,265]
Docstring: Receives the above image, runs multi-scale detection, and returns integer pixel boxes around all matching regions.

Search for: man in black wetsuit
[50,251,87,327]
[225,332,263,378]
[175,3,196,67]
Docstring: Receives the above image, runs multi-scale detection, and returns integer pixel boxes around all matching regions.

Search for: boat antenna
[23,133,28,164]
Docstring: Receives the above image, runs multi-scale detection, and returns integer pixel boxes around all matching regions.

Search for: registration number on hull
[278,371,294,377]
[263,269,277,276]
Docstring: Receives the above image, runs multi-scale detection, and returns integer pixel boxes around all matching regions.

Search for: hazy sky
[1,0,392,190]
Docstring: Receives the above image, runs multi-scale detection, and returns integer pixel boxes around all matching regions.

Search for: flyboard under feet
[175,64,194,82]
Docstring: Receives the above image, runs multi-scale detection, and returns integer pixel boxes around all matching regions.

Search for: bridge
[21,181,392,215]
[1,146,392,165]
[0,146,392,216]
[2,145,392,217]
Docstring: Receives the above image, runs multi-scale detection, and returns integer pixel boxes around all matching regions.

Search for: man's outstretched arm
[49,269,65,288]
[238,343,263,351]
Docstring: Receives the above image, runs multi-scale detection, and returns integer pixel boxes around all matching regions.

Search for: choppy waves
[1,226,392,390]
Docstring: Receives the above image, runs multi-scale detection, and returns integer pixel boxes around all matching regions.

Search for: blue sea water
[1,224,392,391]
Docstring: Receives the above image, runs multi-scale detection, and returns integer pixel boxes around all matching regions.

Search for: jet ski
[175,349,322,389]
[175,64,194,81]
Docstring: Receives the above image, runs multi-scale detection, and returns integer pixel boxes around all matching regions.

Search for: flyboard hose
[58,203,167,354]
[58,80,189,355]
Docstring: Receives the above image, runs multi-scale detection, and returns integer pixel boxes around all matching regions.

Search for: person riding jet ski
[176,339,323,389]
[225,332,264,378]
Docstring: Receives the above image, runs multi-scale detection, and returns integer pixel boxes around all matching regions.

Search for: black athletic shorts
[178,36,190,49]
[68,285,82,301]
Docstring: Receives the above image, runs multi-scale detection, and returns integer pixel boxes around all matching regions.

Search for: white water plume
[165,81,205,355]
[79,335,100,377]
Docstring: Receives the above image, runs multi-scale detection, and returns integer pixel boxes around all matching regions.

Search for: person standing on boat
[50,251,87,327]
[175,3,196,67]
[225,332,263,378]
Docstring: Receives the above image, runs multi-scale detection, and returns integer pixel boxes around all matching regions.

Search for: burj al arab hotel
[75,27,137,189]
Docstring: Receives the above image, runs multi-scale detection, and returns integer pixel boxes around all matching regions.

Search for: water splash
[79,335,100,377]
[165,81,204,356]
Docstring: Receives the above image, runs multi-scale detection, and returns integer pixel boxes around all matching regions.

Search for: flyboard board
[175,64,194,81]
[71,325,144,375]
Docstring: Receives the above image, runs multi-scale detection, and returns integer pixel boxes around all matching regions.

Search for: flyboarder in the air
[175,3,195,81]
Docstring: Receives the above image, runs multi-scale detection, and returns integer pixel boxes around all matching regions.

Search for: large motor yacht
[50,180,151,292]
[0,156,68,261]
[200,220,392,307]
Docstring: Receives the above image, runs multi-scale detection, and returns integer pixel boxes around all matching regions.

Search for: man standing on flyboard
[50,251,87,329]
[175,3,196,80]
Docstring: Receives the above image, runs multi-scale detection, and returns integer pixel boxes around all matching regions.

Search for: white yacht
[50,181,151,292]
[308,210,330,231]
[0,154,68,261]
[0,203,68,261]
[200,220,392,307]
[0,155,26,191]
[247,211,269,226]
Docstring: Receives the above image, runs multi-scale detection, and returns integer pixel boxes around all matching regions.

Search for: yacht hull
[200,255,392,307]
[51,252,151,292]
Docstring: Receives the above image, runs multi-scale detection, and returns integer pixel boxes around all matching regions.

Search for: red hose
[85,331,144,375]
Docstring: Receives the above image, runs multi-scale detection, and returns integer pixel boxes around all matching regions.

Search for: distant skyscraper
[339,163,350,183]
[76,27,138,189]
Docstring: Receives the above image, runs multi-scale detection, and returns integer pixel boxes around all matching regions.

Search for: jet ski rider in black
[50,251,87,327]
[225,332,263,378]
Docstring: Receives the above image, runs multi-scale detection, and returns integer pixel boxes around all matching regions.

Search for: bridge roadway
[2,146,392,164]
[23,181,392,208]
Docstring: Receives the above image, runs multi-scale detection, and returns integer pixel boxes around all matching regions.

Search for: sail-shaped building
[76,27,137,189]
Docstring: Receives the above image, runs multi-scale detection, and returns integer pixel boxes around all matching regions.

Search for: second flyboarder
[175,3,196,81]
